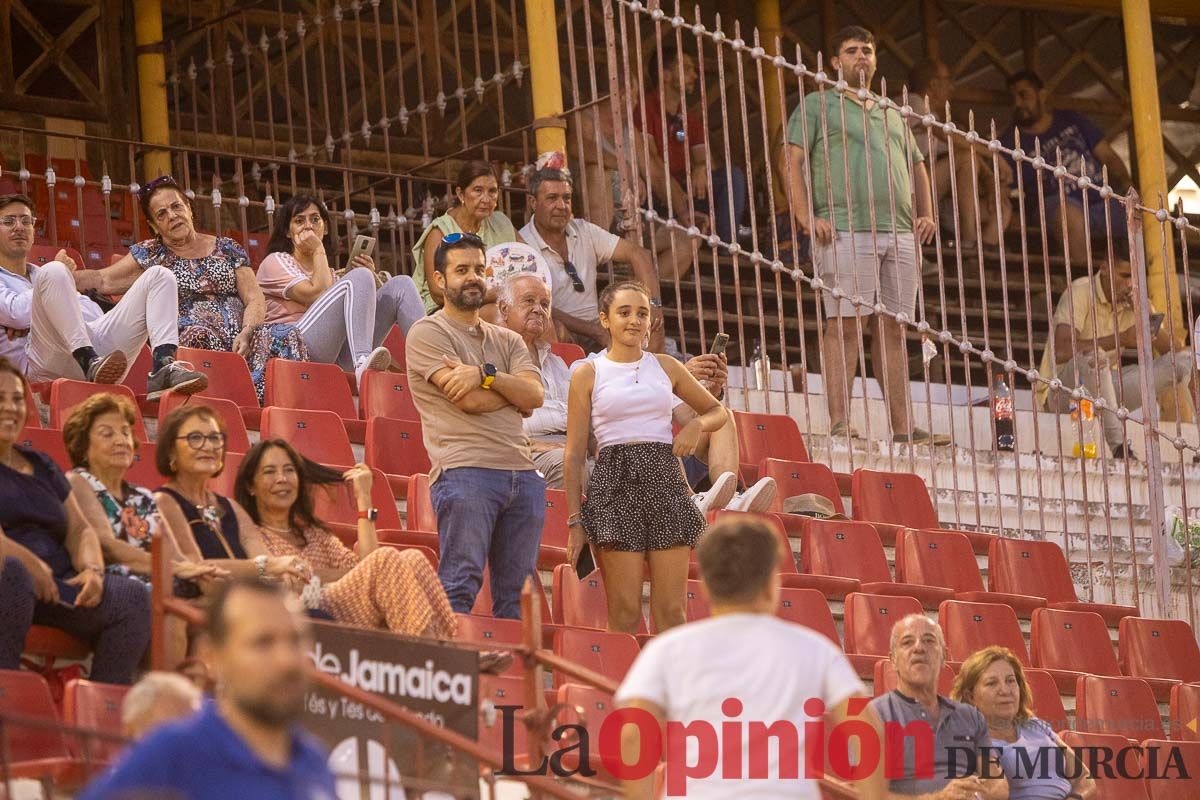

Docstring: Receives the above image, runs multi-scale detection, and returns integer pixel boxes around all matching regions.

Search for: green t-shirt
[786,90,924,233]
[410,210,518,313]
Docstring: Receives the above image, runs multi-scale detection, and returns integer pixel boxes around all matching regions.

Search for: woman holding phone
[257,194,426,390]
[564,281,727,634]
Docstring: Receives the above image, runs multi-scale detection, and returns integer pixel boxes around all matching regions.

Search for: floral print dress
[129,236,307,401]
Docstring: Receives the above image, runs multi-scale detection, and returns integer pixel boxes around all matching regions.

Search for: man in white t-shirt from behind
[615,516,887,799]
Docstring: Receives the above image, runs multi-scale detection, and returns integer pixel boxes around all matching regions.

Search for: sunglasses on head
[441,232,485,246]
[138,175,181,198]
[563,260,585,292]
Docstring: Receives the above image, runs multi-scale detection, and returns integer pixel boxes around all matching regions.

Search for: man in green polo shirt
[785,26,947,446]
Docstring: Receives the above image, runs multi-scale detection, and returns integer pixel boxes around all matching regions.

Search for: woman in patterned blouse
[74,176,307,401]
[233,439,456,639]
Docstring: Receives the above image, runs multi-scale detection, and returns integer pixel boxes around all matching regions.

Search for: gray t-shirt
[869,690,990,794]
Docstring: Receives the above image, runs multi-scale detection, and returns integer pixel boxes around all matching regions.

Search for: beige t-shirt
[405,312,538,481]
[1036,275,1135,409]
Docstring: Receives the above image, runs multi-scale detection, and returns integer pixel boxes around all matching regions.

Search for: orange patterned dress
[258,526,456,639]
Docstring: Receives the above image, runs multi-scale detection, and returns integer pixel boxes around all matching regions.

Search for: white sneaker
[726,477,778,514]
[355,346,392,390]
[692,471,738,515]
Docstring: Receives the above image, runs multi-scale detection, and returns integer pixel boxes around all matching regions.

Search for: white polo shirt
[519,217,619,325]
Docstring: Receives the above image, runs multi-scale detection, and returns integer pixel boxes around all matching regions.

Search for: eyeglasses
[177,432,226,450]
[441,232,485,246]
[0,216,36,229]
[138,175,180,197]
[563,261,585,292]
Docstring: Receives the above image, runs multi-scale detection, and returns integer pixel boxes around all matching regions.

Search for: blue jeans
[430,468,546,618]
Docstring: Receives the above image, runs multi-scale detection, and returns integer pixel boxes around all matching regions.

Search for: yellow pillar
[757,0,783,138]
[523,0,566,159]
[1121,0,1192,423]
[135,0,172,180]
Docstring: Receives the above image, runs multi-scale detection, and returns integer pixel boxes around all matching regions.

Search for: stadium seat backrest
[119,346,152,396]
[550,342,586,366]
[455,614,523,677]
[364,417,430,477]
[359,370,419,421]
[18,427,70,472]
[801,517,893,584]
[542,489,570,552]
[176,347,258,409]
[1030,607,1120,676]
[126,442,166,490]
[763,458,845,515]
[733,410,809,470]
[1144,739,1200,800]
[0,669,73,763]
[685,579,711,622]
[552,628,640,686]
[28,244,85,270]
[938,600,1030,665]
[1059,731,1149,800]
[49,379,148,440]
[1075,674,1164,741]
[210,451,243,499]
[63,679,128,763]
[1023,668,1069,732]
[842,592,923,656]
[555,683,618,763]
[23,384,40,427]
[873,658,954,697]
[264,359,357,421]
[707,510,795,571]
[406,473,437,532]
[478,675,528,759]
[157,392,253,455]
[312,467,402,529]
[1170,683,1200,742]
[850,469,938,528]
[380,325,406,373]
[899,529,986,593]
[776,587,842,646]
[1118,617,1200,685]
[552,563,608,629]
[988,538,1079,604]
[472,570,552,624]
[260,406,354,467]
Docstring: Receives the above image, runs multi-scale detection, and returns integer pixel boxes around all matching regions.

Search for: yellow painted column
[135,0,173,180]
[757,0,787,214]
[1121,0,1181,339]
[523,0,566,160]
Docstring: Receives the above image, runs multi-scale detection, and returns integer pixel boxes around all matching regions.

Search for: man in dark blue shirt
[81,579,336,800]
[1001,70,1132,262]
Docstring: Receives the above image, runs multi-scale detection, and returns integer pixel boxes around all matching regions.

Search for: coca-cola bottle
[992,374,1015,451]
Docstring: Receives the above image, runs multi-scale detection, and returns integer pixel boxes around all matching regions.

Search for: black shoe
[85,351,127,384]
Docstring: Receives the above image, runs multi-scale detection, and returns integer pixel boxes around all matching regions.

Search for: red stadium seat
[377,528,438,551]
[0,669,81,781]
[22,383,41,427]
[1074,674,1164,741]
[842,592,923,679]
[800,517,953,608]
[1030,607,1120,694]
[733,410,809,483]
[260,406,354,468]
[1170,683,1200,742]
[406,473,437,533]
[989,538,1138,626]
[1023,668,1069,733]
[49,379,148,440]
[1118,617,1200,701]
[1059,731,1149,800]
[364,416,429,495]
[899,529,1046,617]
[938,599,1031,665]
[28,243,86,270]
[684,579,711,622]
[478,675,531,766]
[873,658,955,697]
[551,628,640,687]
[775,587,841,646]
[264,359,364,442]
[763,458,845,515]
[117,345,153,400]
[380,325,406,373]
[550,342,586,366]
[223,229,268,268]
[851,468,995,554]
[63,679,128,764]
[24,625,89,664]
[157,392,252,455]
[175,347,261,429]
[1144,739,1200,800]
[554,683,618,773]
[311,467,402,529]
[209,451,243,499]
[538,489,570,569]
[551,565,649,634]
[359,370,419,421]
[455,614,523,677]
[17,427,70,471]
[125,442,165,490]
[472,571,552,625]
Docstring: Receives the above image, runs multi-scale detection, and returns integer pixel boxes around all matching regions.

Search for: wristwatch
[357,507,379,522]
[480,362,497,389]
[255,555,268,577]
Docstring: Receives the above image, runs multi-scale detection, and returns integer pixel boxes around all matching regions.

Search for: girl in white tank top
[563,281,728,635]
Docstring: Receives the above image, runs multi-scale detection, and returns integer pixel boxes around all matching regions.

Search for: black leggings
[0,557,151,685]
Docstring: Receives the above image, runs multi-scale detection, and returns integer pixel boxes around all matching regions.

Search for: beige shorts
[814,231,919,319]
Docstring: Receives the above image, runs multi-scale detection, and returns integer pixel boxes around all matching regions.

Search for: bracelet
[567,513,582,526]
[82,564,104,576]
[255,555,268,577]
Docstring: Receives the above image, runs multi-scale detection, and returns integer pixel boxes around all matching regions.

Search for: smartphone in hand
[348,234,377,266]
[709,332,730,356]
